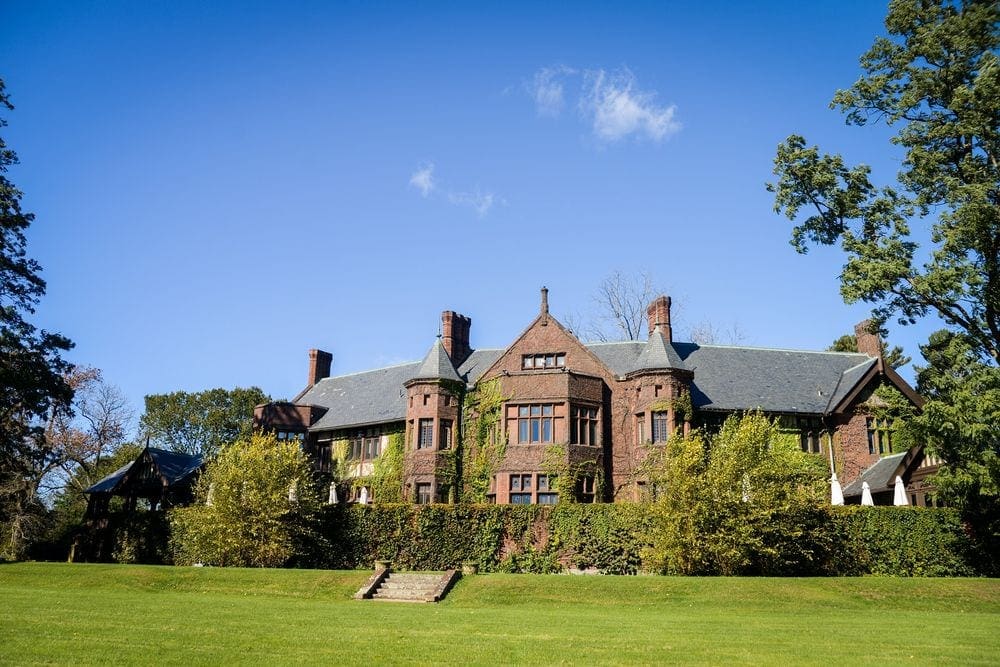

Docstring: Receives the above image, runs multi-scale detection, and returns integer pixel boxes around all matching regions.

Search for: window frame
[417,418,435,450]
[651,411,669,444]
[516,404,555,444]
[570,405,599,446]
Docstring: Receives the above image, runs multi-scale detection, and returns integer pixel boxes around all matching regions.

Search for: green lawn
[1,563,998,665]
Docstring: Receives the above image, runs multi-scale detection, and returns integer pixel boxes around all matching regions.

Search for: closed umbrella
[328,482,338,505]
[861,481,874,506]
[830,473,844,506]
[359,486,369,504]
[893,475,908,506]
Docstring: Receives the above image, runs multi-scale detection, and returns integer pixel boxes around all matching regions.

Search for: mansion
[254,289,937,506]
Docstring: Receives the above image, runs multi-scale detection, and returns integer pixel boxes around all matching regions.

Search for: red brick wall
[480,316,616,502]
[403,379,462,497]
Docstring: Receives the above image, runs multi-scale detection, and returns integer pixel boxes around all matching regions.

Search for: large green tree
[169,432,319,567]
[140,386,269,458]
[0,78,74,559]
[768,0,999,526]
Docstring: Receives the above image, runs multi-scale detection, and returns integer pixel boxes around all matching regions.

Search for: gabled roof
[85,448,203,495]
[843,452,907,497]
[411,337,462,383]
[630,327,685,373]
[302,348,503,432]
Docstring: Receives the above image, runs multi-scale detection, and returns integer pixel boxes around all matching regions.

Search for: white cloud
[581,68,680,143]
[409,162,502,217]
[409,163,436,197]
[448,188,501,218]
[530,65,575,117]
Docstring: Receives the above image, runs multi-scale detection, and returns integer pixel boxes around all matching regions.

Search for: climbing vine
[541,444,603,503]
[461,378,507,502]
[868,383,919,452]
[648,390,694,422]
[367,430,404,502]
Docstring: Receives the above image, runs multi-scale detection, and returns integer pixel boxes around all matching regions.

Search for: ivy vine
[461,378,507,503]
[541,444,603,503]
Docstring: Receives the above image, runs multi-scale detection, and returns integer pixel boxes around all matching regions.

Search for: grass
[1,563,998,665]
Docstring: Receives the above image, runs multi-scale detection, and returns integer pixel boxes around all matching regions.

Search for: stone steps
[355,568,460,603]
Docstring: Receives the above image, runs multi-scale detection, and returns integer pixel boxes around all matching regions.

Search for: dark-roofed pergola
[84,446,203,519]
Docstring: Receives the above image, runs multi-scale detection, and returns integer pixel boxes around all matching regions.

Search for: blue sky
[2,1,936,419]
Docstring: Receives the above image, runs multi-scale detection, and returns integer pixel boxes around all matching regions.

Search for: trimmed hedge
[75,503,991,576]
[306,503,989,577]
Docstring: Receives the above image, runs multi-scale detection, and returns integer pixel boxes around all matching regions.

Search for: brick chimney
[647,295,673,341]
[441,311,472,366]
[854,320,882,358]
[307,349,333,386]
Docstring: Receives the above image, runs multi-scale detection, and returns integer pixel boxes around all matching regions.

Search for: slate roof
[843,452,906,497]
[631,327,685,372]
[297,338,875,432]
[412,338,462,382]
[85,448,203,495]
[302,348,503,432]
[590,340,873,414]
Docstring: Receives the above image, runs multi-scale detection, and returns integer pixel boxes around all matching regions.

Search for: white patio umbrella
[830,473,845,506]
[861,481,874,506]
[358,486,369,504]
[328,482,338,505]
[893,475,908,506]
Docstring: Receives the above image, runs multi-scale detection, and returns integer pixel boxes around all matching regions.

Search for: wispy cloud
[525,65,681,143]
[529,65,575,117]
[409,163,436,197]
[582,69,680,143]
[448,188,501,218]
[409,163,503,217]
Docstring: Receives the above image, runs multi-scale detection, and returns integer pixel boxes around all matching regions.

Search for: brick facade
[255,290,927,506]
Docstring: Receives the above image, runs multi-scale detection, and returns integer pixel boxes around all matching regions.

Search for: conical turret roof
[412,337,463,382]
[632,326,685,372]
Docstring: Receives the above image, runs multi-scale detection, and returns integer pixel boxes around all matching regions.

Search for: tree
[564,270,678,342]
[43,367,133,496]
[689,319,748,346]
[140,386,269,458]
[169,432,319,567]
[828,333,911,368]
[768,0,999,523]
[0,78,74,560]
[642,413,829,575]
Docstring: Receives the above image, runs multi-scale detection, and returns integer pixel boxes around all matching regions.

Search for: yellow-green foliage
[643,412,829,575]
[368,431,404,502]
[462,378,507,502]
[330,439,349,482]
[169,432,319,567]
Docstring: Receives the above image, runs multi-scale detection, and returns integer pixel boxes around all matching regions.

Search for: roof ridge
[314,360,421,382]
[685,342,872,355]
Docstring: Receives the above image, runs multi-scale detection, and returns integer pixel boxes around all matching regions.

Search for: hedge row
[304,503,989,577]
[79,503,991,576]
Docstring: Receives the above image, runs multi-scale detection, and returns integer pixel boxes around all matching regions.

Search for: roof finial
[541,286,549,315]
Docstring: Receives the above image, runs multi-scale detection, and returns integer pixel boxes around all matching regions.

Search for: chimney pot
[647,295,673,342]
[441,310,472,366]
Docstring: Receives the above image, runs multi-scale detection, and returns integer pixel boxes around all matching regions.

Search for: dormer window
[522,353,566,369]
